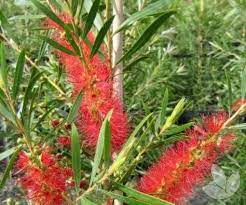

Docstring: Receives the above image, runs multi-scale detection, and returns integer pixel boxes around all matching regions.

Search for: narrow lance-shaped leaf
[225,69,232,110]
[160,98,187,134]
[80,197,98,205]
[0,10,15,40]
[71,0,79,16]
[89,110,113,186]
[71,124,81,190]
[116,0,174,32]
[0,89,16,125]
[241,69,246,99]
[84,0,103,31]
[30,0,65,28]
[160,89,169,125]
[116,183,173,205]
[100,189,148,205]
[66,91,83,124]
[118,12,175,63]
[103,111,111,168]
[90,16,115,58]
[82,0,101,38]
[0,147,16,161]
[12,50,25,100]
[0,43,8,89]
[40,36,75,56]
[30,0,81,55]
[0,147,21,189]
[22,71,44,120]
[108,113,152,173]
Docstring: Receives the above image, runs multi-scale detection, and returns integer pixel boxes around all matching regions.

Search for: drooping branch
[112,0,124,103]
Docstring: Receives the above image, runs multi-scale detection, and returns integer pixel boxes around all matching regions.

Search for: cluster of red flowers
[137,112,236,204]
[16,149,72,205]
[46,13,128,152]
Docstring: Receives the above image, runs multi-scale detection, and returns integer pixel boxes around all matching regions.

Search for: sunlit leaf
[90,16,114,58]
[116,0,174,32]
[71,124,81,190]
[82,0,100,38]
[40,36,75,56]
[0,147,21,189]
[119,12,175,63]
[12,50,25,100]
[90,110,113,186]
[66,91,83,124]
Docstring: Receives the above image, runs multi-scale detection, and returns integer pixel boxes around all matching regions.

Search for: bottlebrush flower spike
[138,112,236,205]
[57,135,71,147]
[45,13,128,152]
[231,99,246,111]
[202,111,228,135]
[15,149,72,205]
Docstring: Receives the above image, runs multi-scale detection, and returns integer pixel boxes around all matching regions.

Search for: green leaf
[108,113,152,173]
[33,104,57,130]
[116,0,174,32]
[229,123,246,130]
[82,0,101,38]
[119,12,175,63]
[80,197,98,205]
[0,10,15,39]
[0,147,16,161]
[225,69,232,109]
[66,91,83,124]
[8,14,46,21]
[71,124,81,190]
[160,98,187,134]
[124,56,149,71]
[71,0,79,16]
[12,50,25,100]
[116,183,173,205]
[22,71,44,120]
[164,122,194,136]
[90,16,114,58]
[160,89,169,125]
[89,110,113,186]
[0,147,21,190]
[0,101,16,126]
[30,0,65,29]
[103,112,112,169]
[84,0,103,31]
[30,0,81,55]
[100,189,148,205]
[40,36,75,56]
[241,69,246,99]
[0,43,8,89]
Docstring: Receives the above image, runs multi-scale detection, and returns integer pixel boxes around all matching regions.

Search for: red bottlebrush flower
[45,13,129,152]
[218,133,236,152]
[78,98,128,151]
[41,149,55,166]
[202,112,228,135]
[231,99,246,111]
[15,151,30,170]
[16,149,71,205]
[79,180,87,189]
[65,123,72,130]
[137,112,236,204]
[51,119,60,128]
[57,135,71,147]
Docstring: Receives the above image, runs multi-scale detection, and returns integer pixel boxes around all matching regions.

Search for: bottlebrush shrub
[137,112,236,204]
[0,1,246,205]
[45,14,128,152]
